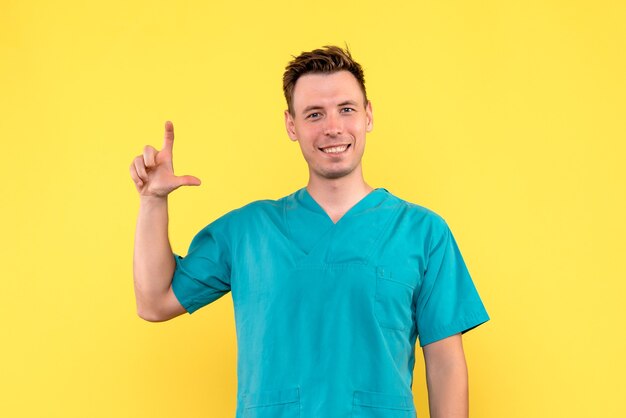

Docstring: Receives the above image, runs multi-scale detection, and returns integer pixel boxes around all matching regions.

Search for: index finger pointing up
[163,120,175,152]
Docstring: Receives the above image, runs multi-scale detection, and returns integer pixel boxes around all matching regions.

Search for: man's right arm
[129,121,201,322]
[133,196,186,321]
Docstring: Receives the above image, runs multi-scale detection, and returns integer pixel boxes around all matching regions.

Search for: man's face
[284,70,373,181]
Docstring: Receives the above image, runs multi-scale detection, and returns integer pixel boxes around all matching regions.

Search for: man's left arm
[422,333,469,418]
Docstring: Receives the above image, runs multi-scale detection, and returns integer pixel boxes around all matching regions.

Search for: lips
[319,144,351,154]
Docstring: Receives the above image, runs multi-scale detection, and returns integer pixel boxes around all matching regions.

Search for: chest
[229,206,430,333]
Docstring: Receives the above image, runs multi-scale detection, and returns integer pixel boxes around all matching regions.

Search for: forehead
[292,70,363,111]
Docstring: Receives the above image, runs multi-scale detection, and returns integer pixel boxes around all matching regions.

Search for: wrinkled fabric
[171,187,490,418]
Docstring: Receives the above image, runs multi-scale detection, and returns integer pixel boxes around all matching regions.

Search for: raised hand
[130,121,201,197]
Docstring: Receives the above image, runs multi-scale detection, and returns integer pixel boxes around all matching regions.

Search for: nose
[324,112,342,136]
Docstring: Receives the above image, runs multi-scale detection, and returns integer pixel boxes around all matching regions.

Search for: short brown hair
[283,45,368,116]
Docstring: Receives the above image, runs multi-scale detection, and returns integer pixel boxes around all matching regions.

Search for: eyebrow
[302,100,360,115]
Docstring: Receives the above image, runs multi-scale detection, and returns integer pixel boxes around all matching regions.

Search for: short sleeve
[415,219,490,347]
[171,215,232,315]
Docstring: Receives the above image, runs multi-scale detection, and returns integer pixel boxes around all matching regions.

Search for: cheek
[298,130,320,148]
[353,127,367,142]
[297,140,315,157]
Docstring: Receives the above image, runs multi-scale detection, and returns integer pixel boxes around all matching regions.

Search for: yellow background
[1,0,625,417]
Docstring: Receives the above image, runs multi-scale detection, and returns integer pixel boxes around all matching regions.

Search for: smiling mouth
[319,144,351,154]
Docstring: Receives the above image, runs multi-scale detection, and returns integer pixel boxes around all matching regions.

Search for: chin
[316,166,357,180]
[322,172,349,180]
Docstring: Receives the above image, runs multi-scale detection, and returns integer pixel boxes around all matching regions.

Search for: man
[130,45,490,418]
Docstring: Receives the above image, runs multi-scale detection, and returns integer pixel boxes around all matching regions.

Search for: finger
[162,120,174,153]
[129,162,144,188]
[143,145,157,168]
[133,156,149,182]
[175,175,202,187]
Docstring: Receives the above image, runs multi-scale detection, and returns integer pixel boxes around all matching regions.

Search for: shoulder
[229,192,289,221]
[383,188,450,233]
[202,191,291,232]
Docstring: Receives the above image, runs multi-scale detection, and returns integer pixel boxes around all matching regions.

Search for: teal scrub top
[171,187,490,418]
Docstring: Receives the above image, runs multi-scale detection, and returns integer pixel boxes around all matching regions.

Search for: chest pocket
[374,266,418,331]
[242,387,300,418]
[352,390,416,418]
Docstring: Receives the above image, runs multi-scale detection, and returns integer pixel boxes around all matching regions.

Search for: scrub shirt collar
[295,186,390,223]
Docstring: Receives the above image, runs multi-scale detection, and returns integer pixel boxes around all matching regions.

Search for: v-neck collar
[295,187,389,225]
[285,186,399,265]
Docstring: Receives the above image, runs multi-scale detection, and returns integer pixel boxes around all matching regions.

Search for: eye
[306,112,321,119]
[341,107,355,113]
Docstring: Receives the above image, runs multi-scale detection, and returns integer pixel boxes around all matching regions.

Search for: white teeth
[321,145,349,153]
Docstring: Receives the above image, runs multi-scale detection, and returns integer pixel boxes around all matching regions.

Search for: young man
[130,45,490,418]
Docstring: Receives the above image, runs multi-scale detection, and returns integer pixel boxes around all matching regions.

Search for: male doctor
[130,45,489,418]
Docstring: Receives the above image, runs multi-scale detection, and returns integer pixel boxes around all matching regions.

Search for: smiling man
[285,69,371,182]
[284,67,374,222]
[130,45,490,418]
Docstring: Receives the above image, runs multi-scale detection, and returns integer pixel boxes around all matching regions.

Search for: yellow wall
[1,1,624,417]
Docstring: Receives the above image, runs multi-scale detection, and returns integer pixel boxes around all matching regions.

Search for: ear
[365,100,373,133]
[284,109,298,141]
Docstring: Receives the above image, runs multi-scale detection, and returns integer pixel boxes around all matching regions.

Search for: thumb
[175,175,202,187]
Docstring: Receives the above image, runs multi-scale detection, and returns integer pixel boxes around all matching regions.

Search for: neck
[305,167,374,220]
